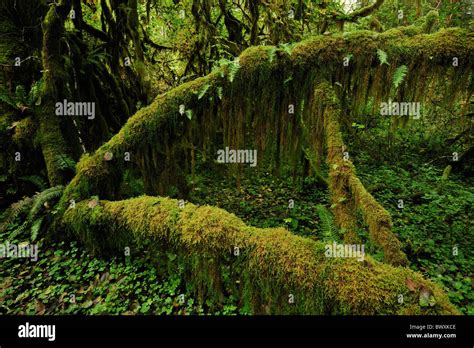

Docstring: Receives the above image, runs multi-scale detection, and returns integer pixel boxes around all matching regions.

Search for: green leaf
[217,87,223,100]
[31,217,43,242]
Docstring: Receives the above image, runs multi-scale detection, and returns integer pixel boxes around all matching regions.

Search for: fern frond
[55,155,76,171]
[279,43,294,56]
[393,65,408,89]
[30,216,44,242]
[9,221,29,240]
[0,197,33,230]
[227,59,240,83]
[316,204,340,242]
[0,92,18,109]
[197,84,210,100]
[268,46,278,63]
[376,49,389,65]
[19,175,47,191]
[28,185,64,221]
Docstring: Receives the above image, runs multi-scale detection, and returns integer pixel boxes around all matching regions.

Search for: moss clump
[12,117,36,146]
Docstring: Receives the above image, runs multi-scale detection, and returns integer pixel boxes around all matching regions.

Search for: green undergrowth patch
[0,224,239,315]
[355,162,473,315]
[188,168,330,239]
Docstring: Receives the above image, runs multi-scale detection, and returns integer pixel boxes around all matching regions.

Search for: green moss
[12,116,36,146]
[35,103,72,186]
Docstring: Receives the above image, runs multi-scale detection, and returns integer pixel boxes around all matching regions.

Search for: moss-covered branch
[60,196,458,315]
[61,28,473,205]
[58,28,472,271]
[317,82,408,266]
[339,0,385,23]
[52,28,472,314]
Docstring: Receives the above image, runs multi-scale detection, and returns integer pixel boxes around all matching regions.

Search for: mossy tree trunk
[38,0,75,186]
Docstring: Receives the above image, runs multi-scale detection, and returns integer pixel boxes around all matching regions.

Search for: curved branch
[72,0,109,42]
[338,0,385,23]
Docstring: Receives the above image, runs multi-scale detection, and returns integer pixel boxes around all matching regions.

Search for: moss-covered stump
[61,196,459,315]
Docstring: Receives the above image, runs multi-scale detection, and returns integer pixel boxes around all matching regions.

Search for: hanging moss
[60,196,459,315]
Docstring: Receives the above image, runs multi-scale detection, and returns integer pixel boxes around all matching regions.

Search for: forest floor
[1,150,472,315]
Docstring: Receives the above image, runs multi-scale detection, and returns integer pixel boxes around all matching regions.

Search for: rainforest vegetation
[0,0,473,316]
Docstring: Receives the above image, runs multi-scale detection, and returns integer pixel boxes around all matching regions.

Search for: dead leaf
[103,151,113,161]
[405,277,419,292]
[36,300,46,315]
